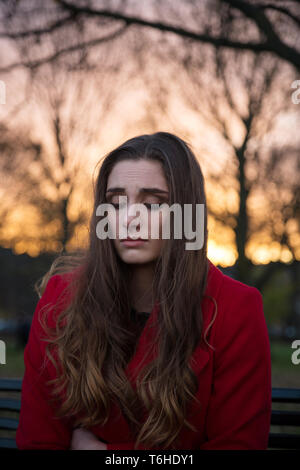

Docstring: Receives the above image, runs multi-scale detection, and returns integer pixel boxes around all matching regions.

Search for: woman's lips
[122,237,148,241]
[120,238,148,247]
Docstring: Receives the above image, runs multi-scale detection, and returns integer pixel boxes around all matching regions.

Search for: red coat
[16,259,272,450]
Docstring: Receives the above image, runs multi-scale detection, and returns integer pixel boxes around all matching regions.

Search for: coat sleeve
[199,285,272,450]
[16,275,73,450]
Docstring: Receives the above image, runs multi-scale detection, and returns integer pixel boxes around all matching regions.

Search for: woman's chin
[121,256,151,264]
[118,251,155,265]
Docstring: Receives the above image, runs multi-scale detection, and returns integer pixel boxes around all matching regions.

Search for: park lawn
[0,339,25,378]
[270,340,300,388]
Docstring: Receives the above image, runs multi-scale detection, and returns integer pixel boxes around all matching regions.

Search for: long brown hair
[38,131,214,450]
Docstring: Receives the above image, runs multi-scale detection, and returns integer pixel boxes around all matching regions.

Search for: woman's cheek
[107,212,117,238]
[159,209,169,239]
[148,209,164,240]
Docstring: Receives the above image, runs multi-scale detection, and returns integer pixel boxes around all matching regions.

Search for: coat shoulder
[206,258,261,300]
[203,259,264,346]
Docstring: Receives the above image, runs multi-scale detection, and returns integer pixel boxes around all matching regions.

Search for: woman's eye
[143,203,161,210]
[110,202,161,210]
[111,202,126,210]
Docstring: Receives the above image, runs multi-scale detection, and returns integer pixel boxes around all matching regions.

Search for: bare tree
[0,0,299,73]
[130,21,298,287]
[174,47,299,284]
[0,47,124,253]
[0,0,298,271]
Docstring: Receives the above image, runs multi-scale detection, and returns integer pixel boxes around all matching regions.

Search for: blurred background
[0,0,299,391]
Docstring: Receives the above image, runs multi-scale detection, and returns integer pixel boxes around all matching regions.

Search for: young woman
[16,132,272,450]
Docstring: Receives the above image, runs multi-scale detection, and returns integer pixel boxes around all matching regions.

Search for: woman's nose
[120,203,140,227]
[120,203,149,237]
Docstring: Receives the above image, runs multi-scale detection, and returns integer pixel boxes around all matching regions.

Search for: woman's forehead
[107,160,168,189]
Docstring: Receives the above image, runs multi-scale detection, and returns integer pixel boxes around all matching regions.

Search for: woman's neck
[129,262,156,313]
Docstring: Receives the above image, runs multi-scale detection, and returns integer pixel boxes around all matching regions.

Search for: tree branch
[0,24,128,73]
[56,0,297,63]
[0,12,77,39]
[257,3,300,29]
[1,1,299,71]
[223,0,300,69]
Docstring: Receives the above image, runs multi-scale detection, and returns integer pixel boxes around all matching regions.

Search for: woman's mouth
[120,237,148,247]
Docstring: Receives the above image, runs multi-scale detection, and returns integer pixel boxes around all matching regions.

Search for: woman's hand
[70,427,108,450]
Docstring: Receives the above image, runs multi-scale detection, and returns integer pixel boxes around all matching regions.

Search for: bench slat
[0,378,22,392]
[271,409,300,426]
[0,398,21,412]
[0,438,18,449]
[272,388,300,403]
[1,383,300,449]
[268,433,300,449]
[0,417,19,430]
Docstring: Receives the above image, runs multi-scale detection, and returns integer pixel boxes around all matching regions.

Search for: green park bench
[0,378,300,449]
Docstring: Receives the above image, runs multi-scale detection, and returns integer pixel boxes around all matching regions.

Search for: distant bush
[262,269,294,325]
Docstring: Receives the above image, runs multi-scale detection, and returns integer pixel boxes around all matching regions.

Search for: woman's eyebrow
[106,187,169,195]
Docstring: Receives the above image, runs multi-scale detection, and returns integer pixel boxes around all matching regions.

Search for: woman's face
[105,159,169,265]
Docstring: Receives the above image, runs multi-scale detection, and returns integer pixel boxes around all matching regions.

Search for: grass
[271,340,300,388]
[0,338,25,379]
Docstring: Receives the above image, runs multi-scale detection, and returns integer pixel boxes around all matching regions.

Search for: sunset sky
[0,11,299,268]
